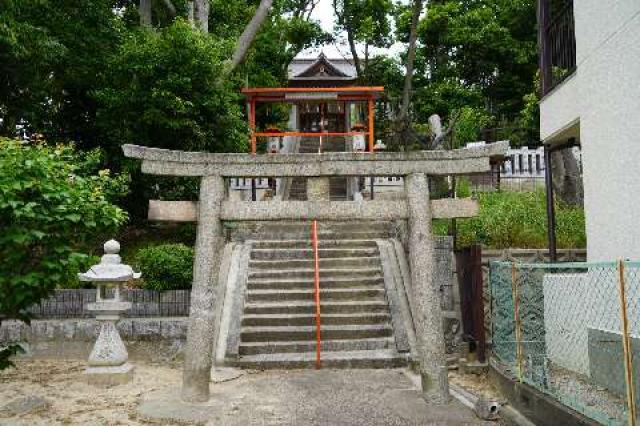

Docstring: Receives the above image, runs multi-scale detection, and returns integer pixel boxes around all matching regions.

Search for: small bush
[135,244,194,291]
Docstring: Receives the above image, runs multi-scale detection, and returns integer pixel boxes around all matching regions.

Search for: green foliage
[383,0,539,141]
[0,344,24,370]
[451,107,493,148]
[0,0,123,147]
[0,138,128,368]
[96,20,248,154]
[435,190,586,249]
[135,243,194,291]
[334,0,395,50]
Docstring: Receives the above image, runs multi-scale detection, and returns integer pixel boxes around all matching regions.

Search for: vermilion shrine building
[242,53,383,155]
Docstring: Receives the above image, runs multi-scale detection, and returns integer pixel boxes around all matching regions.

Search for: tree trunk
[193,0,209,32]
[226,0,274,73]
[346,30,363,78]
[551,148,583,206]
[398,0,423,126]
[186,1,194,25]
[161,0,177,17]
[139,0,152,27]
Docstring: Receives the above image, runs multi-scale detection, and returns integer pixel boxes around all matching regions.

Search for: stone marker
[2,395,50,415]
[78,239,141,386]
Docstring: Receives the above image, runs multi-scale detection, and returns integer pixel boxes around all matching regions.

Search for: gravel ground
[1,360,494,426]
[0,360,181,426]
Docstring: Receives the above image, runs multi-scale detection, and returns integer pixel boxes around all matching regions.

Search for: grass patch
[435,190,586,249]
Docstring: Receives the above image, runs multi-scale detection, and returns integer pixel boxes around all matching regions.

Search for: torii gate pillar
[182,175,225,402]
[406,173,448,402]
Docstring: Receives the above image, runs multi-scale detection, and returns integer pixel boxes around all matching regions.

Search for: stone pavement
[138,368,491,425]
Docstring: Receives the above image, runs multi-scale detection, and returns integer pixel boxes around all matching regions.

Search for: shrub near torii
[0,138,128,369]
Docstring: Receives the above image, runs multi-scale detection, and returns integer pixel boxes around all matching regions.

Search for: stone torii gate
[123,141,508,403]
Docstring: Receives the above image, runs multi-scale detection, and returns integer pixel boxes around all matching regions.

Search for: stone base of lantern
[86,362,135,387]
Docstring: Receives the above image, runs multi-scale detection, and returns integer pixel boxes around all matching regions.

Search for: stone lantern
[351,123,367,152]
[265,127,283,154]
[78,239,141,386]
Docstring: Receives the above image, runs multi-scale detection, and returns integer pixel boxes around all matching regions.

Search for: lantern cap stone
[78,239,141,282]
[104,239,120,254]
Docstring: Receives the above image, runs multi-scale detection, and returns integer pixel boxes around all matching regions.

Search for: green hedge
[434,190,586,249]
[135,243,194,291]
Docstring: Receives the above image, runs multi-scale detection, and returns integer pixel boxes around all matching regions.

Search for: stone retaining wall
[0,317,187,363]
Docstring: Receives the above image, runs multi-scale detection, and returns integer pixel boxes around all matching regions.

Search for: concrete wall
[543,269,640,377]
[539,1,640,262]
[539,74,580,143]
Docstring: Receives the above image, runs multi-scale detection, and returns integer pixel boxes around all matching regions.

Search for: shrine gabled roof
[288,53,357,80]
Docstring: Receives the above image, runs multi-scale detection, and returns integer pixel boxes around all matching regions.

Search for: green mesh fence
[490,261,639,425]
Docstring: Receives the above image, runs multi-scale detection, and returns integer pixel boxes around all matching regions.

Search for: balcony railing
[539,0,576,95]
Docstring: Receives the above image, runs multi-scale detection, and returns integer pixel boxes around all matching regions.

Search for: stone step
[248,267,381,280]
[238,337,395,356]
[247,276,384,290]
[246,287,386,303]
[232,349,408,369]
[257,221,392,233]
[251,239,378,249]
[254,230,392,240]
[243,300,390,315]
[241,313,391,327]
[250,248,379,260]
[249,256,380,269]
[240,324,393,342]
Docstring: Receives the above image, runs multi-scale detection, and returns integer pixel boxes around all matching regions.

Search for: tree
[0,0,123,149]
[414,0,537,122]
[395,0,423,148]
[0,138,128,369]
[333,0,394,78]
[96,20,248,154]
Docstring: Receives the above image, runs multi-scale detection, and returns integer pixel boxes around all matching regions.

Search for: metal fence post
[617,259,637,426]
[510,262,524,381]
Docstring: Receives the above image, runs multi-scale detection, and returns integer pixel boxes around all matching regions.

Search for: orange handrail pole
[312,220,321,369]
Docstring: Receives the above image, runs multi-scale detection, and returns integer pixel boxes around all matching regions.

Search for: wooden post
[367,97,374,152]
[455,245,486,364]
[249,97,257,200]
[471,245,486,363]
[249,97,257,154]
[617,260,637,426]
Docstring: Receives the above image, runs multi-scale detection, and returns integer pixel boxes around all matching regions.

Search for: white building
[538,0,640,262]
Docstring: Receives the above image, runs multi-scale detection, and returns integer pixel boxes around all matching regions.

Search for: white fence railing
[501,147,546,178]
[229,177,270,190]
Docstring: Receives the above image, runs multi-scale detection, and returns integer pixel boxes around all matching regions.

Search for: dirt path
[0,360,183,425]
[1,360,497,425]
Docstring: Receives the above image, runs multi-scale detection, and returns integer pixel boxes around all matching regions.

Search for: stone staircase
[228,222,410,369]
[288,137,348,201]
